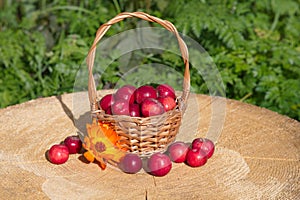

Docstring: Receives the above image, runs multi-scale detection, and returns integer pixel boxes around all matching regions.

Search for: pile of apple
[118,137,215,176]
[47,136,215,177]
[47,135,82,165]
[99,84,177,117]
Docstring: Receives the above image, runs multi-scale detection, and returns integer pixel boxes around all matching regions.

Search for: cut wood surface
[0,91,299,200]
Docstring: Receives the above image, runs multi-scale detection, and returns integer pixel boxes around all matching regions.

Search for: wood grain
[0,91,299,199]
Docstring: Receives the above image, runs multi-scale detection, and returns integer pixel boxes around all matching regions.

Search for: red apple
[64,135,82,154]
[48,144,69,164]
[157,96,176,112]
[111,99,130,116]
[147,152,172,177]
[115,85,136,104]
[167,141,189,163]
[157,84,176,99]
[105,106,112,115]
[185,148,207,167]
[118,153,142,174]
[141,98,165,117]
[134,85,157,104]
[191,138,215,159]
[129,103,141,117]
[99,94,114,111]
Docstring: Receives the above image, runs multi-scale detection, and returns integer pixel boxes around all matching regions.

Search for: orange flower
[83,151,95,163]
[97,121,128,151]
[83,119,126,170]
[97,122,119,145]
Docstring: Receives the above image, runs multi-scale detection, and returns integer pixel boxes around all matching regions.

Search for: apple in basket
[134,85,157,104]
[141,98,165,117]
[157,96,176,112]
[129,103,141,117]
[157,84,176,99]
[99,94,114,111]
[111,99,130,115]
[115,85,136,104]
[99,84,177,117]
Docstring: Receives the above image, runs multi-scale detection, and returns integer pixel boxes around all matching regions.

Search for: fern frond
[165,0,247,50]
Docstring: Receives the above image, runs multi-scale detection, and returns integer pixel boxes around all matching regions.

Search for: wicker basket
[86,12,190,157]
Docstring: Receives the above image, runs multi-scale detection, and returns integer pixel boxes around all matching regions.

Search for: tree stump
[0,91,299,199]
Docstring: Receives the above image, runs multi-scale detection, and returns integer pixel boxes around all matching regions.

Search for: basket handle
[87,12,190,111]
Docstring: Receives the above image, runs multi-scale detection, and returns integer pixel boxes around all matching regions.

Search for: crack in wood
[152,176,157,187]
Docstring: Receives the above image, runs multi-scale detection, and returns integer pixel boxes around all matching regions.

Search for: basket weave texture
[86,12,190,156]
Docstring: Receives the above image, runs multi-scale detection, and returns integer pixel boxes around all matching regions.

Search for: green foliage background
[0,0,299,121]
